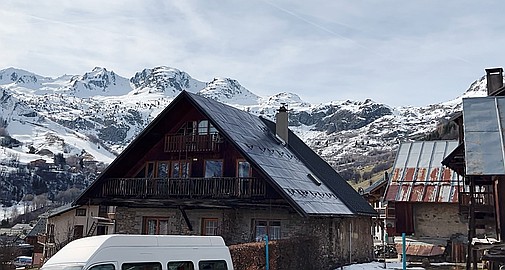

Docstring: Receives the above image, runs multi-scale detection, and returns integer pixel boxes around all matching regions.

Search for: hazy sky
[1,0,504,107]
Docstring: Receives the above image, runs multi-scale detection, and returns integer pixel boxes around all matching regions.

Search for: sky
[1,1,505,107]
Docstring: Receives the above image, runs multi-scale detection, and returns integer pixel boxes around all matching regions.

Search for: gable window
[143,217,169,235]
[205,160,223,178]
[254,220,281,241]
[75,208,86,216]
[172,161,190,178]
[197,120,218,135]
[177,121,197,136]
[237,160,251,177]
[202,218,219,236]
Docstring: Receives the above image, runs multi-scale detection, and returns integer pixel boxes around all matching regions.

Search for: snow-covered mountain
[0,65,488,204]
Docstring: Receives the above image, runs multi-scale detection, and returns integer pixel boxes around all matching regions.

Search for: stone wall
[114,207,373,268]
[414,203,467,238]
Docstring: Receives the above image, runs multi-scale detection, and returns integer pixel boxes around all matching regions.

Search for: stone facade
[115,206,373,267]
[414,203,467,238]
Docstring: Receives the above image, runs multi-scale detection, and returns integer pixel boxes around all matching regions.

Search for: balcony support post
[179,207,193,231]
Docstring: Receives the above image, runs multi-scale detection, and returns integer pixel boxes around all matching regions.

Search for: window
[89,264,115,270]
[75,208,86,216]
[254,220,281,241]
[157,161,170,178]
[237,160,251,177]
[168,261,194,270]
[198,260,227,270]
[143,217,169,235]
[122,262,161,270]
[73,225,84,239]
[196,120,218,135]
[177,121,196,135]
[135,162,155,178]
[198,120,209,134]
[205,160,223,178]
[202,218,219,236]
[172,161,190,178]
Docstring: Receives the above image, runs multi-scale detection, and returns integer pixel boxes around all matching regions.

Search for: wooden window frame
[204,159,223,178]
[143,217,169,235]
[171,160,191,178]
[236,159,251,177]
[201,218,219,236]
[156,161,170,178]
[254,220,281,241]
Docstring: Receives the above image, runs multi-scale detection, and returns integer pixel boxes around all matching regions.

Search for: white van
[41,235,234,270]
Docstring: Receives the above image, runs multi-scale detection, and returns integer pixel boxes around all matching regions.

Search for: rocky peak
[68,67,131,97]
[198,77,259,105]
[0,67,46,88]
[130,66,204,95]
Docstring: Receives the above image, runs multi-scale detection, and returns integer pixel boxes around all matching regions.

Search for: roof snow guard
[462,97,505,176]
[385,141,461,203]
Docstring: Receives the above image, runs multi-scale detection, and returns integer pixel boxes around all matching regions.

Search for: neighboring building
[25,216,47,266]
[74,91,377,268]
[361,176,388,242]
[384,140,467,238]
[443,68,505,269]
[43,204,115,259]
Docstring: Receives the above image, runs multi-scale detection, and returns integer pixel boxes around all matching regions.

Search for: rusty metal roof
[463,97,505,176]
[385,141,462,203]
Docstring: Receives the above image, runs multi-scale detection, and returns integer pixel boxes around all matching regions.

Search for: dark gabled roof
[75,91,375,217]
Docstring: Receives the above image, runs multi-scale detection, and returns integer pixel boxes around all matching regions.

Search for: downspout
[349,222,352,264]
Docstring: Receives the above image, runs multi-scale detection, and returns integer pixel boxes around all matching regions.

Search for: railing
[164,134,222,152]
[375,207,386,219]
[459,191,494,206]
[101,177,266,199]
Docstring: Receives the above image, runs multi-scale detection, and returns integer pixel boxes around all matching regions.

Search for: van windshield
[42,263,85,270]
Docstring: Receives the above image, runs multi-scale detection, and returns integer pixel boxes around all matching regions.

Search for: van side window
[122,262,162,270]
[89,264,115,270]
[167,261,194,270]
[198,260,227,270]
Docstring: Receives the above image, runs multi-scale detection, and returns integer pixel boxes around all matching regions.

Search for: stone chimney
[486,67,504,96]
[275,104,289,145]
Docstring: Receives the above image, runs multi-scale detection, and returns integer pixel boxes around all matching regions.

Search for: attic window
[307,173,322,186]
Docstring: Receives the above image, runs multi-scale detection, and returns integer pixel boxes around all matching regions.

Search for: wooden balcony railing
[101,177,266,199]
[459,191,494,206]
[164,134,222,152]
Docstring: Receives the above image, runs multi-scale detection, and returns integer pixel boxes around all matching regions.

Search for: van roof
[43,235,227,266]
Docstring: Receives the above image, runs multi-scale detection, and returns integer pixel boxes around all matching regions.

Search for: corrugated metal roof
[384,141,462,203]
[462,97,505,176]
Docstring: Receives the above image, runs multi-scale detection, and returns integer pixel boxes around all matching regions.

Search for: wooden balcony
[459,191,495,217]
[164,134,222,152]
[101,177,266,199]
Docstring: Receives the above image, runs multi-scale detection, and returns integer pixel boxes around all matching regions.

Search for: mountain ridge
[0,65,488,205]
